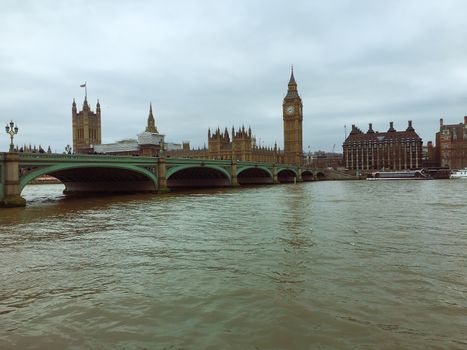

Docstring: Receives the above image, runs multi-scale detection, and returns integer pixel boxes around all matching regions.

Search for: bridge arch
[20,163,158,194]
[166,164,231,188]
[237,166,273,185]
[316,171,326,180]
[301,170,314,182]
[276,168,298,183]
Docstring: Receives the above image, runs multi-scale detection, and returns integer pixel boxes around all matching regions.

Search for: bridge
[0,152,333,207]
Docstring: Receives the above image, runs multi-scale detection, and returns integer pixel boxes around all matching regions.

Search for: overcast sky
[1,0,467,153]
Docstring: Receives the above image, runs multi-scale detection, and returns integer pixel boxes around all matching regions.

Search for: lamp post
[65,144,72,154]
[5,121,19,152]
[159,138,165,157]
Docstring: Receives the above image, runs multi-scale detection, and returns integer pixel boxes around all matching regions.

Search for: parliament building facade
[72,70,304,166]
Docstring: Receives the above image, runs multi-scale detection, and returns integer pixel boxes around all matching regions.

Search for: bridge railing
[15,152,318,171]
[18,153,158,164]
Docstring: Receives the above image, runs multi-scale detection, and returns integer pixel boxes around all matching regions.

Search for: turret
[72,98,77,115]
[82,96,89,112]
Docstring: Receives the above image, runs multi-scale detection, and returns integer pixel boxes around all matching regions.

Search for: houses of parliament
[72,70,304,166]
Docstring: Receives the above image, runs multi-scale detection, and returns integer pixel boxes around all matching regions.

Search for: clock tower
[283,67,303,166]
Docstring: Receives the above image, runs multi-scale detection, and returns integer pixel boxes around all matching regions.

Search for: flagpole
[85,81,87,100]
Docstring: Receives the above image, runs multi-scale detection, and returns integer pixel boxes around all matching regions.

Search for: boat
[424,168,451,179]
[450,168,467,179]
[366,169,430,180]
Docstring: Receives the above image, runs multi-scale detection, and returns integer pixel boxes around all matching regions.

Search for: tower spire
[288,65,296,85]
[145,102,158,133]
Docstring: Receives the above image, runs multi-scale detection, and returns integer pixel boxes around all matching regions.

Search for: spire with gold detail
[285,65,299,100]
[145,103,158,133]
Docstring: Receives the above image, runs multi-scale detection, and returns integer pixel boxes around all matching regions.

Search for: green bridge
[0,152,336,207]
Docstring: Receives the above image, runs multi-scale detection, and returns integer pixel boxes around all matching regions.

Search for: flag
[80,83,86,88]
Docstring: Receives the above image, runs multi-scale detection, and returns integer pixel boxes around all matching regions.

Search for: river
[1,180,466,349]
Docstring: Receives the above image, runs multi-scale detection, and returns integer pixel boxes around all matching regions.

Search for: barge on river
[366,169,430,180]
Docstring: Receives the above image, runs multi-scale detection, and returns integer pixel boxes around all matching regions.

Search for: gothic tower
[72,96,102,153]
[145,103,158,133]
[283,67,303,166]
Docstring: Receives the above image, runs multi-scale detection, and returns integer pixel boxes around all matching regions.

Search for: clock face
[286,106,295,115]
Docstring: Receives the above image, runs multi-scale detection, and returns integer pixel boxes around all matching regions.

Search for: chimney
[367,123,374,134]
[406,120,414,132]
[440,118,444,126]
[388,121,395,132]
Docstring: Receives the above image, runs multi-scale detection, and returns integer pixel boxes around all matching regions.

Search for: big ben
[283,67,303,166]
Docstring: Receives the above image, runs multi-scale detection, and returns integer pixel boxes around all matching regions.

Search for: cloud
[1,0,466,152]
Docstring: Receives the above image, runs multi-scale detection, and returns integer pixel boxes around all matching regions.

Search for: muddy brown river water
[1,180,466,349]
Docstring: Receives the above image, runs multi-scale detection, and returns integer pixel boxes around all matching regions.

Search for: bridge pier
[231,160,239,187]
[157,156,169,193]
[0,153,26,208]
[297,167,303,182]
[272,164,279,184]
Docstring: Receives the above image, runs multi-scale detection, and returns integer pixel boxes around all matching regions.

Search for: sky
[1,0,467,153]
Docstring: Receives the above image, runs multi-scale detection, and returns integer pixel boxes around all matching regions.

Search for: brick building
[343,121,423,172]
[435,117,467,169]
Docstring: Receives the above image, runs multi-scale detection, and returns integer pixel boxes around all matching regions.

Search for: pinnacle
[288,65,296,85]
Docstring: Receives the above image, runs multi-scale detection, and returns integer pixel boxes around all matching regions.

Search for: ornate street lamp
[5,121,19,152]
[65,144,72,154]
